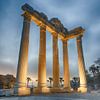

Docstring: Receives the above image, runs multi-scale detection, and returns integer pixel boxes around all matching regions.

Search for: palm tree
[36,80,38,82]
[35,79,38,87]
[27,77,31,88]
[59,77,64,87]
[48,77,53,87]
[35,79,38,82]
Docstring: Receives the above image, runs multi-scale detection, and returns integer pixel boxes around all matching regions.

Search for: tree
[86,70,93,87]
[59,77,64,87]
[89,58,100,89]
[36,79,38,82]
[89,64,98,77]
[35,80,38,87]
[94,58,100,73]
[97,66,100,70]
[71,77,80,91]
[48,77,53,88]
[94,58,100,87]
[27,77,31,88]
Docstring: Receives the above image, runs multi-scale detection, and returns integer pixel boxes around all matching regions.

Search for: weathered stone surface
[76,36,87,93]
[63,41,70,90]
[33,10,40,16]
[22,3,48,22]
[40,12,48,21]
[69,27,85,35]
[38,25,46,88]
[53,35,59,88]
[50,18,63,33]
[16,16,31,94]
[22,3,34,13]
[22,3,84,39]
[49,18,68,35]
[15,4,87,95]
[63,27,68,35]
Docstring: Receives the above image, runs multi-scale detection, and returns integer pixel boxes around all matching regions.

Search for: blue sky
[0,0,100,80]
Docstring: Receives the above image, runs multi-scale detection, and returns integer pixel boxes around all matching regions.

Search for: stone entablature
[22,3,84,40]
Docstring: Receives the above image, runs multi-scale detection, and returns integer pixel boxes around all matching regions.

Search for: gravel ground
[0,93,100,100]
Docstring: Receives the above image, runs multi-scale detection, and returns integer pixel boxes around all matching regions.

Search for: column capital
[62,40,67,43]
[51,31,58,37]
[77,35,83,41]
[53,34,58,38]
[40,24,46,31]
[22,12,31,23]
[39,23,46,28]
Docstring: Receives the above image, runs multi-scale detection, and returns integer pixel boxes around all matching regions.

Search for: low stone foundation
[33,87,71,94]
[14,87,30,96]
[78,87,87,93]
[14,87,72,95]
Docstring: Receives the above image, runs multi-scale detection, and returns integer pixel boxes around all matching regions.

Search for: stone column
[62,40,70,90]
[76,36,87,93]
[38,25,46,88]
[53,35,59,88]
[16,15,31,89]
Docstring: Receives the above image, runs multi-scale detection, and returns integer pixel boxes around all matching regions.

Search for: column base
[34,87,50,93]
[51,87,64,93]
[50,87,71,93]
[14,87,31,96]
[63,87,71,92]
[78,86,87,93]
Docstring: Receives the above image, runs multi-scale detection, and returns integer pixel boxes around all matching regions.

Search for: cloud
[0,60,16,76]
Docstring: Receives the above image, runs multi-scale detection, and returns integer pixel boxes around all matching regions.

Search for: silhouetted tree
[89,64,98,77]
[71,77,80,91]
[47,77,53,87]
[86,70,94,88]
[95,58,100,73]
[89,58,100,89]
[27,77,31,87]
[59,77,64,87]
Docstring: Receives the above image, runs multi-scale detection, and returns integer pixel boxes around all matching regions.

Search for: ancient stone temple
[15,3,87,95]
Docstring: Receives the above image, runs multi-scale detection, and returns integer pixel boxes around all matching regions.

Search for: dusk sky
[0,0,100,81]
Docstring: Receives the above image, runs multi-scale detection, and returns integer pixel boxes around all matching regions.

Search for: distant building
[0,74,16,89]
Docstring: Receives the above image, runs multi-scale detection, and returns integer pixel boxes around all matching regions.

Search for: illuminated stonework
[15,3,87,95]
[63,40,71,91]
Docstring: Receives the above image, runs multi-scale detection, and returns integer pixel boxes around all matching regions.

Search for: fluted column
[38,24,46,88]
[76,36,87,93]
[53,35,59,88]
[16,15,31,88]
[63,40,70,90]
